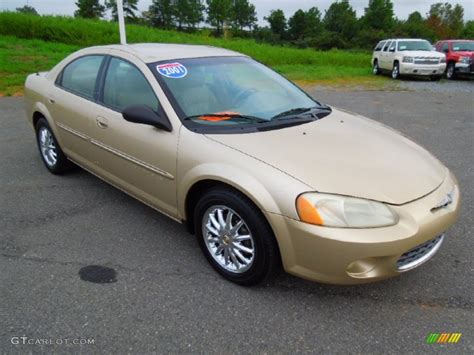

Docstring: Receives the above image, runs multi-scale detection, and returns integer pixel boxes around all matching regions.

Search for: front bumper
[455,62,474,75]
[265,172,460,284]
[399,62,446,76]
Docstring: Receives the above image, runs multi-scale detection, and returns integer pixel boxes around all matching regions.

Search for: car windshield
[452,42,474,51]
[398,40,432,51]
[152,56,325,127]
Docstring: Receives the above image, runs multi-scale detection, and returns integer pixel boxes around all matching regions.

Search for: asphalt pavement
[1,83,473,353]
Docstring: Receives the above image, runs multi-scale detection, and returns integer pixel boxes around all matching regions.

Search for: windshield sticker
[399,45,407,50]
[453,46,460,51]
[157,63,187,79]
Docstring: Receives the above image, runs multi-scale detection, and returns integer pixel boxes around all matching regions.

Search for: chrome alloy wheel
[392,64,399,79]
[38,127,58,167]
[202,205,255,273]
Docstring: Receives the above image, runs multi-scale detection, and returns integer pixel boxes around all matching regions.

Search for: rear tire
[35,118,72,174]
[391,62,400,80]
[194,187,280,286]
[446,62,456,80]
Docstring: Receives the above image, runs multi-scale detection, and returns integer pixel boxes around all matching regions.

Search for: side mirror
[389,48,395,52]
[122,105,172,132]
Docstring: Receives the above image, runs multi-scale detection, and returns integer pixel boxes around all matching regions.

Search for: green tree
[231,0,257,31]
[427,2,464,39]
[402,11,431,38]
[288,7,323,41]
[323,0,357,41]
[16,5,39,15]
[206,0,232,35]
[288,9,306,40]
[362,0,395,31]
[264,9,287,39]
[75,0,105,18]
[106,0,139,21]
[175,0,204,29]
[461,20,474,39]
[303,7,323,38]
[147,0,175,28]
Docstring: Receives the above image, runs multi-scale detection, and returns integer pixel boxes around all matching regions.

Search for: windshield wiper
[184,113,267,123]
[272,105,332,120]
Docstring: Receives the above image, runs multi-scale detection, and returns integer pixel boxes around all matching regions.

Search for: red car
[435,40,474,79]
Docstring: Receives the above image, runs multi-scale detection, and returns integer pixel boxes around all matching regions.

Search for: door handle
[48,97,55,104]
[96,117,108,129]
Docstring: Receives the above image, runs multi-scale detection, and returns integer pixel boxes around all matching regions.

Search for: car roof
[85,43,245,63]
[382,38,427,42]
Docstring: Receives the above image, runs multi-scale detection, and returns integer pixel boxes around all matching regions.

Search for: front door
[88,56,179,218]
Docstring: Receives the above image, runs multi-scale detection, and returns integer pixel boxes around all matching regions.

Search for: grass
[0,12,384,95]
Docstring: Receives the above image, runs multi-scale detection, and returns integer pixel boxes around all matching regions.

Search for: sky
[1,0,473,24]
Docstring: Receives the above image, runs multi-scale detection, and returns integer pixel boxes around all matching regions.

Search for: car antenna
[117,0,127,45]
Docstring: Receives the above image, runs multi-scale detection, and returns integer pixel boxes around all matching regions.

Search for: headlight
[459,56,470,64]
[440,56,446,63]
[296,193,398,228]
[402,56,414,63]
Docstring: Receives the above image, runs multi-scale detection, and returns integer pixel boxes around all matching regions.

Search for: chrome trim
[90,139,175,180]
[431,191,454,212]
[397,234,444,272]
[56,122,174,180]
[56,122,89,140]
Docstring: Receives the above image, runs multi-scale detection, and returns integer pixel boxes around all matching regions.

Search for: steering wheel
[232,88,257,106]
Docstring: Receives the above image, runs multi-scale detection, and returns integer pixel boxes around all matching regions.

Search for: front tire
[391,62,400,80]
[446,62,456,80]
[35,118,72,174]
[194,187,280,286]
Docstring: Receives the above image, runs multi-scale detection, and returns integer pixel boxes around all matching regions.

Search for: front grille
[414,57,439,65]
[397,234,444,272]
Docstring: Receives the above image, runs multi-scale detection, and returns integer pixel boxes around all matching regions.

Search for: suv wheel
[446,62,456,80]
[391,62,400,80]
[35,118,72,174]
[372,60,380,75]
[194,187,280,286]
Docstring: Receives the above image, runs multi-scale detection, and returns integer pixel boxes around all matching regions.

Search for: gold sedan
[24,44,460,285]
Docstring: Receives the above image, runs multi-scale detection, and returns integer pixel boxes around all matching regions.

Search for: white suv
[372,39,446,81]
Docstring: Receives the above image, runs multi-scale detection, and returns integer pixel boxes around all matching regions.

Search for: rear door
[88,55,180,218]
[380,41,392,69]
[50,55,105,166]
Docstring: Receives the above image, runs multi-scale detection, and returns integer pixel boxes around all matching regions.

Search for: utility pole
[117,0,127,45]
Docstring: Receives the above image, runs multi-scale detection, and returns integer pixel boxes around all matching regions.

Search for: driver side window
[102,57,159,112]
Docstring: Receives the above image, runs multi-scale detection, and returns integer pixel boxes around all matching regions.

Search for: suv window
[102,57,159,112]
[442,42,449,53]
[59,55,104,99]
[382,41,391,52]
[374,41,385,51]
[389,41,396,52]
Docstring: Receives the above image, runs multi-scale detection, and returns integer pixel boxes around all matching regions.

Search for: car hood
[400,50,445,58]
[206,108,447,205]
[453,51,474,58]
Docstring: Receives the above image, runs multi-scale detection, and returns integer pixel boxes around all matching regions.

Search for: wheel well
[184,179,268,235]
[393,60,399,65]
[32,111,44,128]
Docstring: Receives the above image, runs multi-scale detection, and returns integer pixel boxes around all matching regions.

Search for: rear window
[374,41,385,51]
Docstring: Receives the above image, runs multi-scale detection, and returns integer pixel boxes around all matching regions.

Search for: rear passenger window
[59,56,104,99]
[102,57,159,112]
[389,41,396,51]
[374,41,385,51]
[383,41,391,52]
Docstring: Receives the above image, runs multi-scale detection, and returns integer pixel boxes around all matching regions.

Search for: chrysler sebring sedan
[24,44,460,285]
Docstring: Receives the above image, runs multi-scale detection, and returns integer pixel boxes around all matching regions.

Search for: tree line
[16,0,474,50]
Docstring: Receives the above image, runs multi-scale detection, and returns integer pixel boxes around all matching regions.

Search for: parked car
[435,39,474,79]
[372,38,446,80]
[25,44,460,285]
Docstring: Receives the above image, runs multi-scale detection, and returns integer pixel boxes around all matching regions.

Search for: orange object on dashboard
[198,111,241,122]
